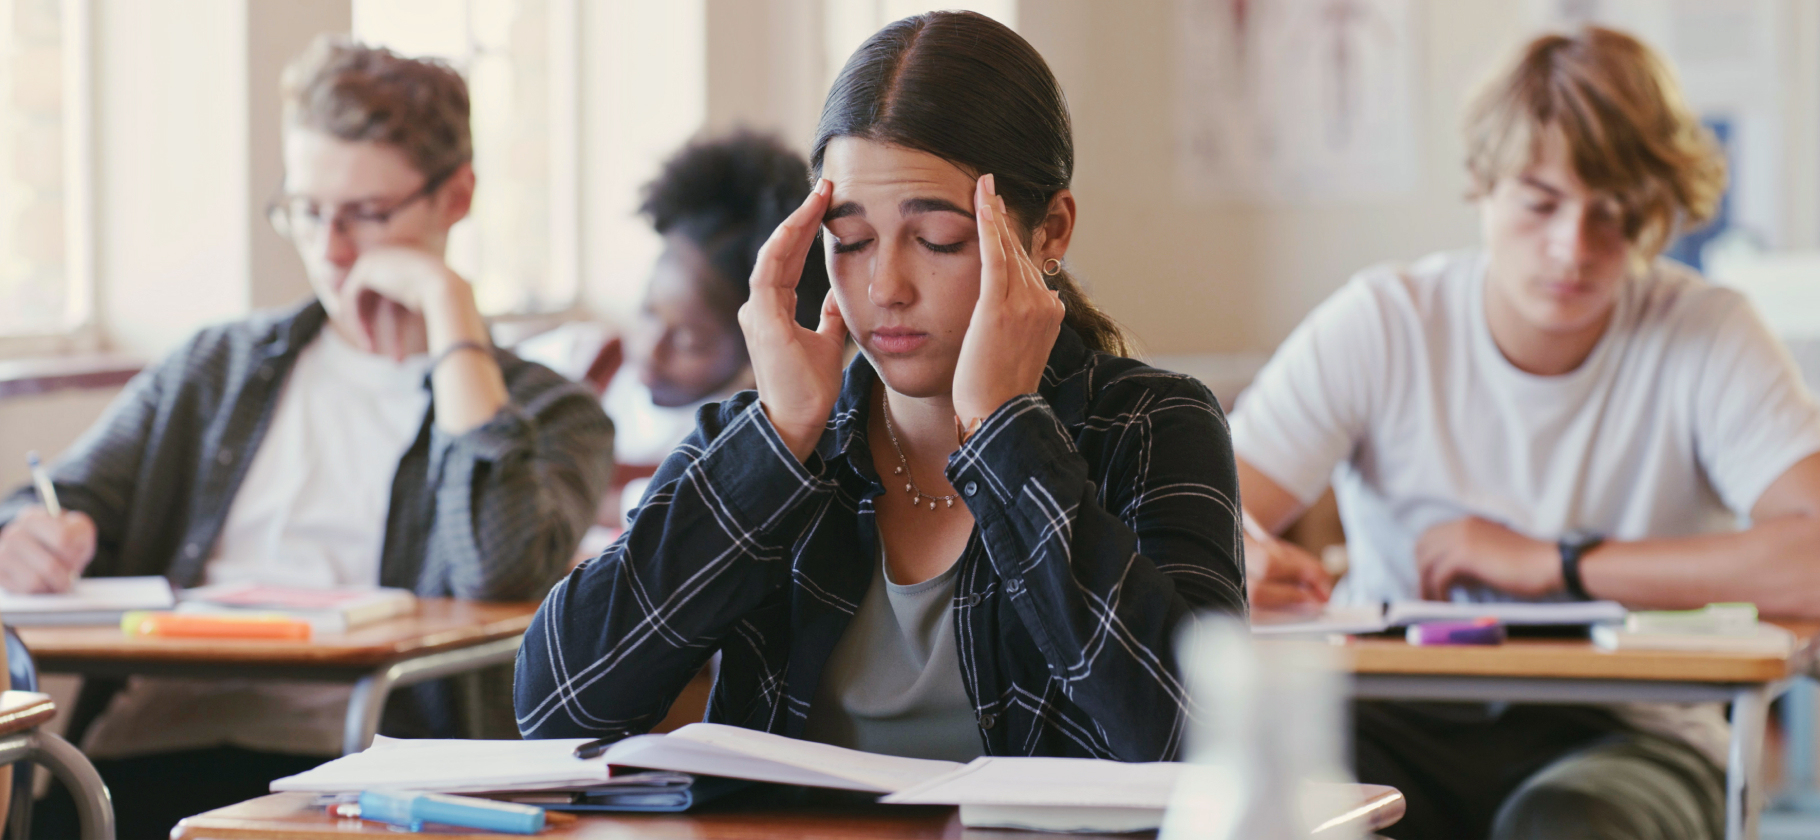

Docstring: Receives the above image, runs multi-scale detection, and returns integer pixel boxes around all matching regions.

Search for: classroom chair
[0,626,112,840]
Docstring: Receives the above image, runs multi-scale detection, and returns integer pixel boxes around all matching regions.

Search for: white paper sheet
[0,576,175,624]
[883,757,1182,809]
[1250,606,1388,637]
[651,723,962,793]
[270,736,611,793]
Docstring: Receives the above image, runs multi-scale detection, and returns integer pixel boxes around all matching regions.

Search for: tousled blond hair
[280,35,472,180]
[1464,26,1726,261]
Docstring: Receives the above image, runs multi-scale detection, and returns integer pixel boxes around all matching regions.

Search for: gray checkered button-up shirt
[0,300,614,738]
[516,326,1246,761]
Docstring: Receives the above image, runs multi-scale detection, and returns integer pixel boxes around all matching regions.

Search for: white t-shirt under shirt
[83,328,431,759]
[1230,249,1820,764]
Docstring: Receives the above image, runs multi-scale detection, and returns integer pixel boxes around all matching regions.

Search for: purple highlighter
[1406,617,1507,646]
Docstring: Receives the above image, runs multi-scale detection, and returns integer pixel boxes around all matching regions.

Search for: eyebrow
[821,196,976,224]
[1518,176,1564,198]
[900,197,974,220]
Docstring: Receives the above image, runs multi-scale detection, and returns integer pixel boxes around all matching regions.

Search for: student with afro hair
[520,131,831,525]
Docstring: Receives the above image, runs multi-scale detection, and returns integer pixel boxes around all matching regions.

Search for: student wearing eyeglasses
[0,36,612,838]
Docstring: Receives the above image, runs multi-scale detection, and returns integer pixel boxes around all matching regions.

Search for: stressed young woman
[514,11,1245,762]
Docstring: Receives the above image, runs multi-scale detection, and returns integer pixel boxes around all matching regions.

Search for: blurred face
[821,138,985,398]
[627,236,749,407]
[1479,131,1632,336]
[277,129,466,316]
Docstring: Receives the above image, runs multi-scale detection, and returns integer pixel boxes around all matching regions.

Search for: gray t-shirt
[802,549,982,762]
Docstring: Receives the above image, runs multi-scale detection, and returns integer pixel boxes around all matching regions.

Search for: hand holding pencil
[0,453,97,593]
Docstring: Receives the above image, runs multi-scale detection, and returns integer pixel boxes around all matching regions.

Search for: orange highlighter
[122,611,313,641]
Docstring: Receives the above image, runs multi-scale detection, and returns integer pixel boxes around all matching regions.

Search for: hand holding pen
[0,452,96,593]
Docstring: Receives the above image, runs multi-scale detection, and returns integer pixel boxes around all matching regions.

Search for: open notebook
[270,723,961,795]
[0,576,175,626]
[1252,600,1628,637]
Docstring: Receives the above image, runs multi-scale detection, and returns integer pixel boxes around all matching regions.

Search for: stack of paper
[271,724,961,796]
[0,576,175,626]
[1592,623,1794,654]
[177,584,416,633]
[884,757,1182,832]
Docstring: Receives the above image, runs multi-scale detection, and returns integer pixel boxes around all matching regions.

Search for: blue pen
[333,790,547,834]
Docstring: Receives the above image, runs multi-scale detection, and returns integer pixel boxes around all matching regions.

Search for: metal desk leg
[0,730,113,840]
[1730,684,1773,840]
[343,667,397,757]
[341,635,525,755]
[1774,677,1820,812]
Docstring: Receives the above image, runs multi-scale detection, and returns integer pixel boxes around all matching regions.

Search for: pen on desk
[327,791,555,834]
[26,452,60,517]
[572,737,614,759]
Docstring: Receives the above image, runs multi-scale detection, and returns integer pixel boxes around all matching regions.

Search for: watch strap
[1558,534,1602,601]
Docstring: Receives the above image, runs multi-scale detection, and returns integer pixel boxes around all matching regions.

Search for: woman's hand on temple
[738,178,849,463]
[951,174,1066,430]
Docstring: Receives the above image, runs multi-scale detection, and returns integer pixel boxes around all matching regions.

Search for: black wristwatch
[1558,530,1603,601]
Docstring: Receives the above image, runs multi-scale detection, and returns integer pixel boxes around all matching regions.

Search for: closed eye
[831,237,873,255]
[919,238,966,254]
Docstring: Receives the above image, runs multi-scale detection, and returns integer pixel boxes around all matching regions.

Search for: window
[352,0,579,318]
[0,0,91,342]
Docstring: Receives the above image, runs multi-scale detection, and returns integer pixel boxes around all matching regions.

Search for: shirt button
[183,543,201,559]
[978,713,997,730]
[963,481,979,497]
[216,450,235,466]
[256,365,275,381]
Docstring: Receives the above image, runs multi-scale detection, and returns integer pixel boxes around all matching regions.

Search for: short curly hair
[280,34,472,180]
[1464,26,1727,262]
[640,131,829,330]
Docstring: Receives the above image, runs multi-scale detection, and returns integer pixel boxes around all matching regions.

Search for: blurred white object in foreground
[1161,617,1359,840]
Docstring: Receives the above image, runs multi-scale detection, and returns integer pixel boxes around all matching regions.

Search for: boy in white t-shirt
[1232,27,1820,840]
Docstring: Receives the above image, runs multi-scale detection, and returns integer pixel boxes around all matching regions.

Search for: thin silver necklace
[879,393,958,512]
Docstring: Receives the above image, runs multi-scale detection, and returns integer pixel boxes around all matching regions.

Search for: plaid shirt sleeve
[420,365,617,602]
[514,395,837,738]
[946,375,1245,760]
[0,345,183,572]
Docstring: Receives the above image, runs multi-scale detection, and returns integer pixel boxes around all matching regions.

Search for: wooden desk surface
[15,599,540,670]
[1295,620,1820,684]
[171,786,1406,839]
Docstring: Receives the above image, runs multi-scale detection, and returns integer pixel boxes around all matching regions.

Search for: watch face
[1557,530,1601,552]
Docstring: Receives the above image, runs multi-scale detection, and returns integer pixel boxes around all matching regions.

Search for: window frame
[0,0,97,358]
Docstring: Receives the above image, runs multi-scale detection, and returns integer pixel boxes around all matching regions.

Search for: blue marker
[332,791,546,834]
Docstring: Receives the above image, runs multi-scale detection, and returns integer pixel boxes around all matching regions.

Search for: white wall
[575,0,707,326]
[92,0,251,357]
[50,0,1820,363]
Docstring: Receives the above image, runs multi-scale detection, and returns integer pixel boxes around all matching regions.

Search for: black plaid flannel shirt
[516,325,1245,760]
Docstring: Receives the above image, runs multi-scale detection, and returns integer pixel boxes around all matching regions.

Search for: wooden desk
[171,785,1406,839]
[16,599,541,754]
[1261,619,1820,840]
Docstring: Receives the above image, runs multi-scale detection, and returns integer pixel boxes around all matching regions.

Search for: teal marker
[337,791,546,834]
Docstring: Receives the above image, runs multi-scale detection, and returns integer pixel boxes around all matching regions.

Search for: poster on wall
[1175,0,1418,204]
[1527,0,1782,263]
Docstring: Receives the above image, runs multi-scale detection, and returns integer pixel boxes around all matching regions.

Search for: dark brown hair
[281,35,472,180]
[1464,26,1726,262]
[810,11,1130,356]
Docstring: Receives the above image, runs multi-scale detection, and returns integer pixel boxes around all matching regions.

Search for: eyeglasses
[265,165,460,243]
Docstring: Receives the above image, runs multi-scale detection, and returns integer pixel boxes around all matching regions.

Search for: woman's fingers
[747,180,832,338]
[752,180,831,293]
[975,174,1011,305]
[814,289,847,343]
